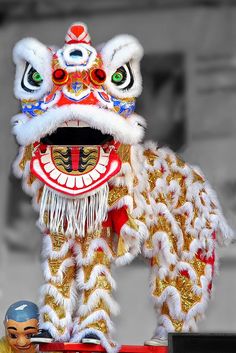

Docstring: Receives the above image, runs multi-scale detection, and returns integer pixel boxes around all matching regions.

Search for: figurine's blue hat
[4,300,39,322]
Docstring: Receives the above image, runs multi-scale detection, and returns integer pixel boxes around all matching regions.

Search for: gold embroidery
[45,295,66,319]
[50,266,75,298]
[117,236,128,257]
[162,303,183,332]
[148,170,163,191]
[143,149,158,166]
[87,319,108,334]
[154,274,202,313]
[43,314,66,335]
[108,186,128,207]
[50,232,67,251]
[19,145,33,171]
[117,144,131,164]
[193,171,205,184]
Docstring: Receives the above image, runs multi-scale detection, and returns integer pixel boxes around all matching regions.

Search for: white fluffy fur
[101,34,143,99]
[78,289,119,316]
[12,107,145,146]
[13,38,52,100]
[77,264,116,290]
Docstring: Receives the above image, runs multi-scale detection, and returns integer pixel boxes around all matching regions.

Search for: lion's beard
[39,183,109,237]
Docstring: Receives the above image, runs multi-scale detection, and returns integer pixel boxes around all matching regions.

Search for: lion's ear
[13,37,53,100]
[100,34,143,99]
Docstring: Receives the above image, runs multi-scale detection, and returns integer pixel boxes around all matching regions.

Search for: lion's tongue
[30,145,121,197]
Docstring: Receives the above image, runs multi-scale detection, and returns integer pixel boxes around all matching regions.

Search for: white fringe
[39,184,109,237]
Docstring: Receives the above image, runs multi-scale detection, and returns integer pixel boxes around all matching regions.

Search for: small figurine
[0,301,39,353]
[11,22,233,353]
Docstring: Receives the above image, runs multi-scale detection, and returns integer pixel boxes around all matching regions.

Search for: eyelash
[9,333,17,339]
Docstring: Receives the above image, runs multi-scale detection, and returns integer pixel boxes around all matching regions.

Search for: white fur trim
[13,37,53,100]
[11,107,145,146]
[77,264,116,290]
[101,34,143,99]
[78,289,119,316]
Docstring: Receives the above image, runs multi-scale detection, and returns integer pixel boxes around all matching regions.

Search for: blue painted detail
[72,82,82,93]
[5,300,39,322]
[21,100,46,117]
[111,96,135,117]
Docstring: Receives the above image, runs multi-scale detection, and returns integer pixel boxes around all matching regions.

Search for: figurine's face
[12,23,145,196]
[5,319,38,353]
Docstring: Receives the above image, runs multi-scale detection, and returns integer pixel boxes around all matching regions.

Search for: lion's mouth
[40,121,113,146]
[31,120,121,196]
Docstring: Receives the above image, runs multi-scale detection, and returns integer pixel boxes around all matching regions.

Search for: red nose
[52,69,69,85]
[90,68,106,85]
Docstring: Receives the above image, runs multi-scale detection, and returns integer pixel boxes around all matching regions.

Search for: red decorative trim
[39,343,167,353]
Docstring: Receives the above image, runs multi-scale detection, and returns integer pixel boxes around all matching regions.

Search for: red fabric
[110,206,129,236]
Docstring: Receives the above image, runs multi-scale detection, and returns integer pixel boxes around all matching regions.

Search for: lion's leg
[149,248,215,341]
[71,224,119,353]
[39,232,77,341]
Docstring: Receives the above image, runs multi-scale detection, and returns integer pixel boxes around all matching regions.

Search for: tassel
[39,184,109,237]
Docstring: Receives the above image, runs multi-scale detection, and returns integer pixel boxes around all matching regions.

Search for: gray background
[1,0,236,344]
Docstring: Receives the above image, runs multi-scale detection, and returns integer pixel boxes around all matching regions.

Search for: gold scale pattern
[43,234,75,335]
[78,227,114,334]
[142,148,216,327]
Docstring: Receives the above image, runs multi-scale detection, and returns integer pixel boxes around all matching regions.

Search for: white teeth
[83,174,93,186]
[99,156,109,166]
[96,164,106,174]
[50,169,61,180]
[79,121,90,128]
[58,174,68,185]
[76,176,84,188]
[60,122,68,127]
[44,162,55,173]
[90,169,100,181]
[41,154,51,164]
[67,120,79,127]
[59,120,90,128]
[66,176,76,188]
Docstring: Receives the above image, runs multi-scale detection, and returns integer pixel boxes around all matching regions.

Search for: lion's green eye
[112,71,124,83]
[32,71,43,83]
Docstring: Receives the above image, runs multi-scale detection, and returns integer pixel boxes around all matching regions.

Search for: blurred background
[1,0,236,344]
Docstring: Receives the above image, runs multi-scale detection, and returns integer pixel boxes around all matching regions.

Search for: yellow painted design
[52,146,98,175]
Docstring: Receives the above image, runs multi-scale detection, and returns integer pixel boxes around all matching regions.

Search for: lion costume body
[11,23,233,353]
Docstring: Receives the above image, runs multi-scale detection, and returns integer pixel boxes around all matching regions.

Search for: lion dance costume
[11,23,233,353]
